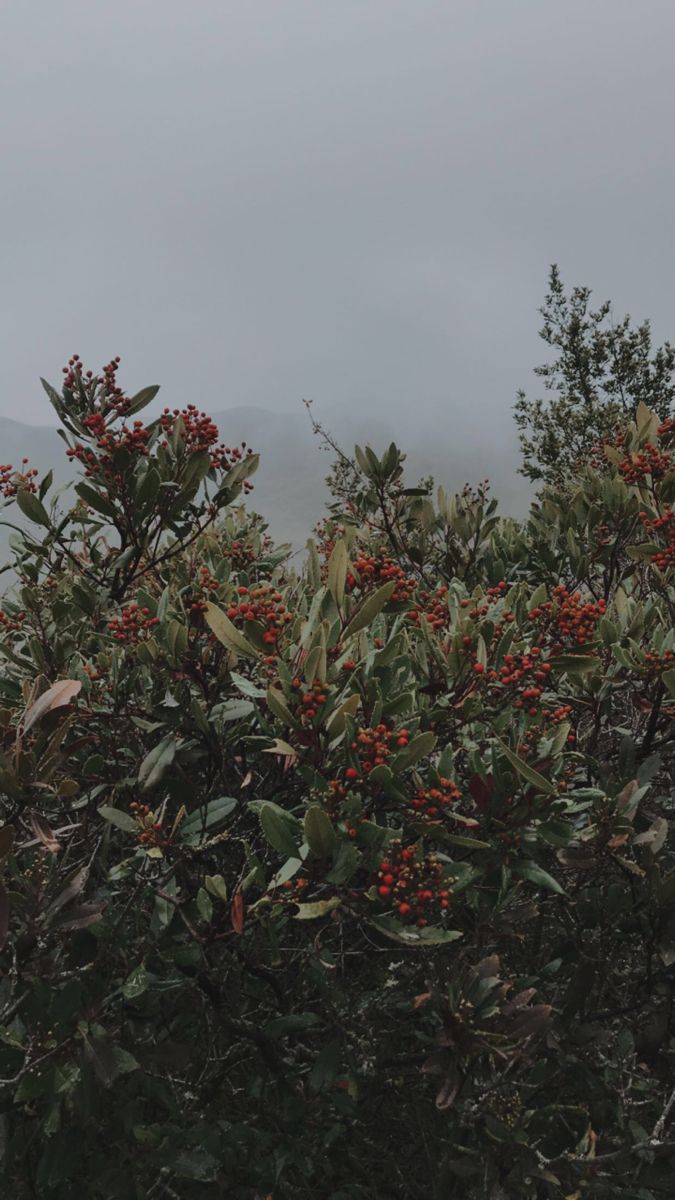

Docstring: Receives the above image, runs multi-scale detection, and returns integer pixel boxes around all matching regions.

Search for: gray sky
[2,0,674,465]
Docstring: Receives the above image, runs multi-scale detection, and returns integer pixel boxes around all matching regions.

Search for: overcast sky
[1,1,674,464]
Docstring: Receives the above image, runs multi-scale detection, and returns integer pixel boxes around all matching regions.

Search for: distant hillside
[0,406,532,572]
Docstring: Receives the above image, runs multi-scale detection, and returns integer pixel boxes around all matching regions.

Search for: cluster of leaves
[0,357,673,1198]
[514,264,675,486]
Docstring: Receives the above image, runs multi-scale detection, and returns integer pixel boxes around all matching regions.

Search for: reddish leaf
[28,811,61,854]
[468,774,493,810]
[231,890,245,935]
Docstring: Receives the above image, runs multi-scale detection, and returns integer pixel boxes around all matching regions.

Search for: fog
[2,1,674,490]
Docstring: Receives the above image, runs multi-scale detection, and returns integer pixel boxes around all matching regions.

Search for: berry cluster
[640,509,675,571]
[409,777,461,819]
[347,551,417,604]
[187,565,222,615]
[408,584,450,631]
[129,802,166,849]
[107,603,160,644]
[644,648,675,674]
[0,460,39,497]
[290,677,332,724]
[159,405,254,487]
[61,355,129,413]
[619,443,672,484]
[529,586,607,648]
[0,608,26,632]
[226,584,293,646]
[226,539,258,570]
[374,842,450,926]
[346,723,410,778]
[66,415,151,478]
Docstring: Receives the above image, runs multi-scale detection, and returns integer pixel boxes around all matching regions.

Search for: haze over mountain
[0,402,531,573]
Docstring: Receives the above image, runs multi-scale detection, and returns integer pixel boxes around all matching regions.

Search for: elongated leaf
[204,603,257,659]
[260,803,301,858]
[98,805,137,833]
[370,915,463,945]
[231,890,245,934]
[326,539,348,608]
[266,686,297,727]
[127,384,160,415]
[495,738,556,796]
[15,489,50,528]
[549,655,601,675]
[391,731,436,774]
[180,797,237,840]
[304,806,337,857]
[293,897,341,919]
[23,679,82,734]
[342,581,396,640]
[513,862,564,895]
[75,482,117,518]
[0,826,14,861]
[138,735,176,791]
[44,864,88,921]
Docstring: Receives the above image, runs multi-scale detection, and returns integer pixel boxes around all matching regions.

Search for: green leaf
[513,862,564,894]
[266,686,298,727]
[180,797,237,841]
[15,489,50,528]
[74,482,117,518]
[495,738,556,796]
[138,735,176,791]
[204,602,258,659]
[260,802,302,858]
[549,654,601,675]
[663,668,675,698]
[293,897,342,919]
[127,384,160,415]
[122,964,149,1000]
[370,916,463,945]
[342,580,396,640]
[265,1012,322,1039]
[327,538,348,608]
[391,731,437,774]
[304,806,337,857]
[98,805,137,833]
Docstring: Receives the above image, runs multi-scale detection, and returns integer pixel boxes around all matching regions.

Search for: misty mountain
[0,406,532,572]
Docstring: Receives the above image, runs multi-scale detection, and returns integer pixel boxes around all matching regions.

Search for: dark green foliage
[515,265,675,484]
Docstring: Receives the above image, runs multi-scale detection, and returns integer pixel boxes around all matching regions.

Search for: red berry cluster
[640,509,675,571]
[226,584,292,646]
[346,723,410,778]
[618,443,672,484]
[410,777,461,819]
[0,608,26,632]
[0,460,39,497]
[375,842,450,926]
[658,417,675,442]
[108,603,160,644]
[644,648,675,674]
[347,551,417,604]
[129,802,166,849]
[66,414,151,478]
[159,405,254,489]
[529,586,607,648]
[290,676,332,724]
[187,565,222,615]
[226,539,258,570]
[408,584,450,631]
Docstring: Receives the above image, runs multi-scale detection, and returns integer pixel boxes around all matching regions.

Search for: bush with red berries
[0,363,672,1199]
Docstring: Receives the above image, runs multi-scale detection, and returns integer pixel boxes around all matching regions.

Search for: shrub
[0,360,673,1198]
